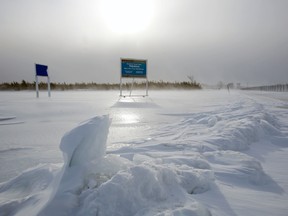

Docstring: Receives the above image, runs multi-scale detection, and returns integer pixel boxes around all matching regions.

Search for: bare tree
[187,75,194,83]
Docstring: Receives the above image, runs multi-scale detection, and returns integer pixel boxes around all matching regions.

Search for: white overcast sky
[0,0,288,86]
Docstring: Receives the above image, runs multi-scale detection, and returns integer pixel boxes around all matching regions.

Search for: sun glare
[99,0,154,34]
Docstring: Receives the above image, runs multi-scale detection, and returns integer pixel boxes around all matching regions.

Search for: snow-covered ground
[0,90,288,216]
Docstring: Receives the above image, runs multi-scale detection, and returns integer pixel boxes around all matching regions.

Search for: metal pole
[120,59,123,97]
[35,75,39,98]
[129,78,134,97]
[120,77,123,97]
[35,63,39,98]
[47,76,51,97]
[146,77,148,96]
[145,59,148,96]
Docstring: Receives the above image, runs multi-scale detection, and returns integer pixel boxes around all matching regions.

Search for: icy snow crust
[0,90,288,215]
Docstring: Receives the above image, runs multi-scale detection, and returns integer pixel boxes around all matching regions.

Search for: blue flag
[35,64,48,76]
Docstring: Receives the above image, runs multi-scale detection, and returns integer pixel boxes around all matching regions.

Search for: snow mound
[205,151,270,185]
[76,164,211,216]
[39,115,116,215]
[157,100,283,152]
[60,115,111,167]
[38,115,212,216]
[0,164,60,216]
[210,111,282,151]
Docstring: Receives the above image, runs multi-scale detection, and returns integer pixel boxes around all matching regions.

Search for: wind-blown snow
[0,90,288,216]
[38,115,113,215]
[60,115,111,167]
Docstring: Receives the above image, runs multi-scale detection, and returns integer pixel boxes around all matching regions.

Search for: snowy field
[0,90,288,216]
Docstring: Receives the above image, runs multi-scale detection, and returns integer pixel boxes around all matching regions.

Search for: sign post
[35,63,51,98]
[120,58,148,97]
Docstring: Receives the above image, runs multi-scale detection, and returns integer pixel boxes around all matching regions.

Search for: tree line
[0,80,201,91]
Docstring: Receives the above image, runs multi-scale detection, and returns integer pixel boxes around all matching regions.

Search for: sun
[98,0,154,34]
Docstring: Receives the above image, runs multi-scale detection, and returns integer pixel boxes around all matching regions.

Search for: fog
[1,0,288,85]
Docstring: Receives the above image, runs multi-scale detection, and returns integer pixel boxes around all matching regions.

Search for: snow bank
[38,114,212,216]
[154,99,283,152]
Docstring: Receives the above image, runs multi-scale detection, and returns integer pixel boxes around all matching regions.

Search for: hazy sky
[1,0,288,86]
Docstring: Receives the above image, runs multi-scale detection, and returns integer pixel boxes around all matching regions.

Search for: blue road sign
[121,59,147,78]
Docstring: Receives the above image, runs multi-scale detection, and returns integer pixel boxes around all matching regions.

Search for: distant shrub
[0,80,201,91]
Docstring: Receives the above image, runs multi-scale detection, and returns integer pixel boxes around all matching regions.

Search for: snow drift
[38,114,212,216]
[39,115,113,215]
[1,91,288,216]
[0,164,60,216]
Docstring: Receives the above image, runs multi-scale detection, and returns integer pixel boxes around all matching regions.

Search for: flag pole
[47,76,51,97]
[35,75,39,98]
[35,63,39,98]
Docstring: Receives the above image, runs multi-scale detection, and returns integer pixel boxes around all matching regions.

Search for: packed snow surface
[0,90,288,216]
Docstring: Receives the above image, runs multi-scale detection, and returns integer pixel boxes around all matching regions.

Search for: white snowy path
[0,90,288,216]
